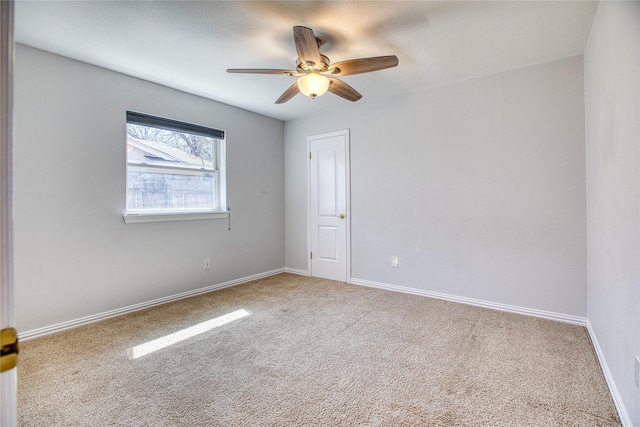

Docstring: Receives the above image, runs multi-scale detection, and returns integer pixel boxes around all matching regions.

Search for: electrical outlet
[391,256,399,268]
[203,258,211,270]
[635,356,639,387]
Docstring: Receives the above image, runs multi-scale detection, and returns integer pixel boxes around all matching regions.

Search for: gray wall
[286,56,587,317]
[585,1,640,424]
[14,45,285,332]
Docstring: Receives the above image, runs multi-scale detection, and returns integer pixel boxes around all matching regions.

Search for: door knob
[338,214,345,219]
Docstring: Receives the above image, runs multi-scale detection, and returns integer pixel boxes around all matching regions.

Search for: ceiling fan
[227,26,399,104]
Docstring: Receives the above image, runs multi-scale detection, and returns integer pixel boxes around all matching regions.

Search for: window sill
[123,211,229,224]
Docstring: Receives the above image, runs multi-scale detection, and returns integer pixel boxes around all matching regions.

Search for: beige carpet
[18,274,620,426]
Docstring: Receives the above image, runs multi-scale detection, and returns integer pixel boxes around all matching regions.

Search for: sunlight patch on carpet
[128,309,250,359]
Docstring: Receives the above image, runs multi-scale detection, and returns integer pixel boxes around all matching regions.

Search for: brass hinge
[1,328,19,372]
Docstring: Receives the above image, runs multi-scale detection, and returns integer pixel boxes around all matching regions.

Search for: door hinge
[1,327,19,373]
[309,152,312,160]
[310,252,313,259]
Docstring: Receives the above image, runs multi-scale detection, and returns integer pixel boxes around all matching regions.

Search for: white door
[1,1,17,425]
[308,129,350,282]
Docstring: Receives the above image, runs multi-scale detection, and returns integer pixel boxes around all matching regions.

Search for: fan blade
[275,82,300,104]
[329,55,399,76]
[327,78,362,102]
[293,26,322,68]
[227,68,299,76]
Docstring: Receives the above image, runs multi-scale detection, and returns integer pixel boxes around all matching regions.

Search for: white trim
[586,320,632,426]
[19,268,285,341]
[345,129,351,284]
[284,267,309,276]
[306,136,310,276]
[350,277,587,326]
[306,138,311,276]
[123,210,229,224]
[127,161,215,173]
[0,1,16,425]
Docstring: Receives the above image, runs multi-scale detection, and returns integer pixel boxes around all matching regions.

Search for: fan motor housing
[297,54,330,73]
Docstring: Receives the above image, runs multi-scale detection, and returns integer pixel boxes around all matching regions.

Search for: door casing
[1,1,16,425]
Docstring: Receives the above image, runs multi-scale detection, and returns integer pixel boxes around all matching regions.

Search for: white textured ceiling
[15,1,597,122]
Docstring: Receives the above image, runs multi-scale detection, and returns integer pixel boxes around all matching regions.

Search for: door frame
[1,0,16,425]
[306,129,351,282]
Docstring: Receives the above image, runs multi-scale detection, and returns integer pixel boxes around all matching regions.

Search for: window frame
[122,111,227,224]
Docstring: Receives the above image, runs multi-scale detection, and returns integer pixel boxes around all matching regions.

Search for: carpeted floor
[18,274,620,426]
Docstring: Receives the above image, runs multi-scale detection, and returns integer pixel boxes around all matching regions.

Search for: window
[124,111,226,223]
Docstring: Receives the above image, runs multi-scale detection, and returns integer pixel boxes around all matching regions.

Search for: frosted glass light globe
[297,73,330,99]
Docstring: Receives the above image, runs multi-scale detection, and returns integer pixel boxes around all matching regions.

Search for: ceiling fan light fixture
[297,72,330,99]
[227,26,398,104]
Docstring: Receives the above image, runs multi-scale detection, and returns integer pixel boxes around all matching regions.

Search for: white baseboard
[350,277,587,326]
[586,320,632,426]
[19,268,286,341]
[283,267,309,276]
